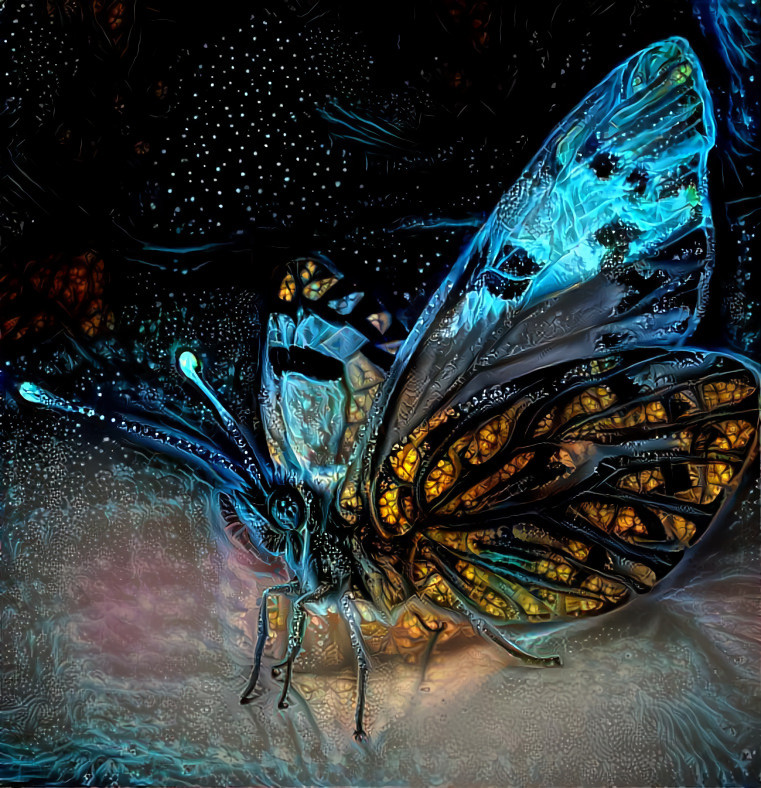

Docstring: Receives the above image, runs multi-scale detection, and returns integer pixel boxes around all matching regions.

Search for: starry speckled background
[1,1,759,785]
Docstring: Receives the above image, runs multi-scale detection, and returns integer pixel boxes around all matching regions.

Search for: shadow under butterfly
[17,38,759,741]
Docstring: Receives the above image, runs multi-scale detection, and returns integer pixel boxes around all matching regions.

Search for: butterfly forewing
[353,38,716,490]
[260,257,399,494]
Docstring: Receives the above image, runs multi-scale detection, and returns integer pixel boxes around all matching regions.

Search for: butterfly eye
[268,489,305,530]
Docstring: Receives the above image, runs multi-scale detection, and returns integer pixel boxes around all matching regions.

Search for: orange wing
[361,350,758,622]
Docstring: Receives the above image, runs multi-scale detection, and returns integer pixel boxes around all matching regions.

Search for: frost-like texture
[0,421,758,785]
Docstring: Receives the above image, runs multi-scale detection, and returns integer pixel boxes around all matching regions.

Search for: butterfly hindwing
[366,350,758,622]
[260,257,404,496]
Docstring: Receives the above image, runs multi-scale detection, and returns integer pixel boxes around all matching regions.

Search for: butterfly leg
[240,580,300,704]
[459,604,561,667]
[273,604,307,709]
[340,591,371,742]
[271,583,333,709]
[411,612,446,688]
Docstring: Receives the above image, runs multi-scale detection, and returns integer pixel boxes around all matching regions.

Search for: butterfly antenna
[17,381,252,491]
[177,351,272,496]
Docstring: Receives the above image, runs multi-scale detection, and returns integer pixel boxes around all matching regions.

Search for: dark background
[1,0,758,378]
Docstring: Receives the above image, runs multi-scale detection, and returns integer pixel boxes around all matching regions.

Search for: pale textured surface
[1,411,759,786]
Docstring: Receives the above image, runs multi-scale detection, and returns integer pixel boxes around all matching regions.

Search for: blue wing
[258,258,403,499]
[357,37,718,494]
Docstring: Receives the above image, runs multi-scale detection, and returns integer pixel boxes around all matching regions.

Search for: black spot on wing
[595,331,633,351]
[595,219,642,248]
[590,151,620,179]
[498,246,541,278]
[626,168,649,196]
[268,346,345,380]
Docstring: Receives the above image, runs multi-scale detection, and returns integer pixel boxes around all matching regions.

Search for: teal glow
[18,381,47,405]
[178,350,200,380]
[177,350,230,422]
[18,382,97,419]
[178,352,229,425]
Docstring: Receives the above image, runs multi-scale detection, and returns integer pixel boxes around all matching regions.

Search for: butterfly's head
[265,485,312,582]
[227,486,307,559]
[267,486,307,531]
[230,480,350,592]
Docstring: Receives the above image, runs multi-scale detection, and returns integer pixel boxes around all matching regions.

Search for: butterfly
[16,37,759,741]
